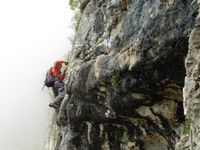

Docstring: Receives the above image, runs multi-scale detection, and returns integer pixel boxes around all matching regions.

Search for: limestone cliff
[50,0,200,149]
[184,7,200,150]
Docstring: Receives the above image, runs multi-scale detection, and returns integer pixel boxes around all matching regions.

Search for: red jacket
[51,60,66,81]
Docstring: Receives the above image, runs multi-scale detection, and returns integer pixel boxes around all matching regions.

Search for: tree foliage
[69,0,82,30]
[69,0,82,10]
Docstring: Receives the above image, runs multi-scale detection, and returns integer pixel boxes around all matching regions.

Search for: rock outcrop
[50,0,200,150]
[184,9,200,150]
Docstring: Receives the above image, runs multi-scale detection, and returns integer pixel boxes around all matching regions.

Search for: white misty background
[0,0,73,149]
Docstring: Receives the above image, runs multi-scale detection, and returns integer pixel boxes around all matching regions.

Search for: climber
[44,60,68,109]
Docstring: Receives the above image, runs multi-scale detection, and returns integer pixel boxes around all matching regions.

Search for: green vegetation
[110,75,121,90]
[69,0,82,30]
[72,11,82,30]
[183,118,191,135]
[69,0,82,10]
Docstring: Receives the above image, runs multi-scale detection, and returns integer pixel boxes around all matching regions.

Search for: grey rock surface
[50,0,200,149]
[184,11,200,150]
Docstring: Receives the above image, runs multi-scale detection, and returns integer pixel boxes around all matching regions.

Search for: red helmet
[51,60,67,80]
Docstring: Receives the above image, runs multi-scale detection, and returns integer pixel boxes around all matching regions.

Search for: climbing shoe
[49,102,59,108]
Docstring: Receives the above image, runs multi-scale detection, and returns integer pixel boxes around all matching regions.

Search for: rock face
[184,12,200,149]
[52,0,199,150]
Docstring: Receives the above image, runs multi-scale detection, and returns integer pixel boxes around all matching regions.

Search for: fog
[0,0,73,149]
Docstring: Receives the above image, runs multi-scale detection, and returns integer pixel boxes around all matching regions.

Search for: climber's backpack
[44,71,55,87]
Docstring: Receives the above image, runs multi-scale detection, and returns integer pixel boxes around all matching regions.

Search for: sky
[0,0,74,149]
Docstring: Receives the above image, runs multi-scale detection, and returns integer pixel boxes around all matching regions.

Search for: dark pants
[52,79,65,106]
